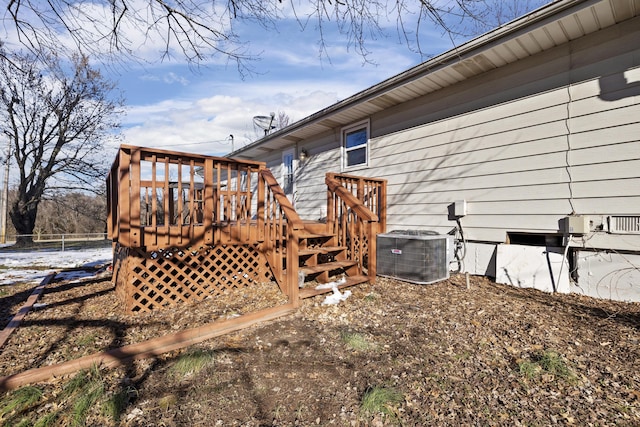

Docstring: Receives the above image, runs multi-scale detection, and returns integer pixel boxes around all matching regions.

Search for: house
[230,0,640,302]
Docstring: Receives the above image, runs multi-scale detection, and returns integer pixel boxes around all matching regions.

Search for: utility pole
[0,136,9,244]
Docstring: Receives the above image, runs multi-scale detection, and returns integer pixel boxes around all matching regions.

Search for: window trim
[281,148,295,203]
[341,120,370,171]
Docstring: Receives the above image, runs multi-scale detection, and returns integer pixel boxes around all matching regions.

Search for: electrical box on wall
[561,215,590,234]
[454,200,467,217]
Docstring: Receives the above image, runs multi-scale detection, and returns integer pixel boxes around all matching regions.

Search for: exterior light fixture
[299,149,309,161]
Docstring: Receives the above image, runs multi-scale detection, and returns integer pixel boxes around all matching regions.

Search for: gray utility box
[377,230,453,284]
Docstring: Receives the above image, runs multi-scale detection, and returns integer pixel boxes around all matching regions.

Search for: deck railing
[326,173,387,232]
[107,145,304,305]
[107,145,266,250]
[258,169,303,304]
[325,173,387,281]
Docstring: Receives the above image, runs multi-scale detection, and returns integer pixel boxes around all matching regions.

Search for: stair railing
[325,173,386,281]
[258,169,304,305]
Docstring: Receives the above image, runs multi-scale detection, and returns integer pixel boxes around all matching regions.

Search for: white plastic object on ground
[321,286,352,305]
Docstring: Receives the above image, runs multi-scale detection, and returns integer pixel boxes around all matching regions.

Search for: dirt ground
[0,268,639,426]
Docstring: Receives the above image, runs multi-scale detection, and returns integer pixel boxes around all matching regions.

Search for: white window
[342,121,369,169]
[281,148,295,203]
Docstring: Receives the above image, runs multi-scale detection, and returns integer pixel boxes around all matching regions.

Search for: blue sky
[111,17,456,157]
[3,1,550,158]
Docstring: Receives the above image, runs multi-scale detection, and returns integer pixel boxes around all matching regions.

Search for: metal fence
[1,233,110,251]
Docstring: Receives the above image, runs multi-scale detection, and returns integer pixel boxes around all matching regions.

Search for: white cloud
[138,72,190,85]
[116,23,424,157]
[120,83,345,156]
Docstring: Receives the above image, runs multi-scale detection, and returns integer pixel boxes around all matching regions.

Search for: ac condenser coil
[376,230,453,284]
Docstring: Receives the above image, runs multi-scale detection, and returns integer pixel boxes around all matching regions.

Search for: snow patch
[0,247,112,285]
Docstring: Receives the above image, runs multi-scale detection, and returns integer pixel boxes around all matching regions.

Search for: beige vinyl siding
[265,153,285,182]
[374,152,570,185]
[288,17,639,249]
[571,159,640,181]
[386,183,570,204]
[363,21,640,243]
[294,181,329,219]
[293,134,341,218]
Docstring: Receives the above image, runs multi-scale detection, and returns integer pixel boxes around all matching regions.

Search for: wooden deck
[107,144,386,313]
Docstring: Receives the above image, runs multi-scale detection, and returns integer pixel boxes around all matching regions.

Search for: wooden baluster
[130,148,141,247]
[143,186,149,227]
[164,157,170,246]
[257,169,265,242]
[204,158,213,245]
[225,162,232,242]
[215,162,221,244]
[243,167,251,242]
[117,148,131,247]
[235,163,242,242]
[189,160,194,227]
[151,156,158,248]
[177,159,183,245]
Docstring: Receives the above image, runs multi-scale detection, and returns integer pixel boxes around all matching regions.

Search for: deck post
[118,148,131,247]
[287,231,300,307]
[379,180,387,233]
[130,148,141,247]
[257,167,265,241]
[326,173,335,234]
[106,166,116,242]
[367,220,377,282]
[204,158,214,245]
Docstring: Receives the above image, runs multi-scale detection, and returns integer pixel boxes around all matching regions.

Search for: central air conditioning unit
[376,230,453,284]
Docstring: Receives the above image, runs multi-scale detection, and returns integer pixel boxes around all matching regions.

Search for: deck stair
[295,227,369,299]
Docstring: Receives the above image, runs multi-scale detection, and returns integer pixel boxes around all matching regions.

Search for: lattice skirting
[346,235,370,272]
[113,244,273,313]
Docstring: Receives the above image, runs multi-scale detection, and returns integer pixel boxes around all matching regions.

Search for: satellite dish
[253,112,276,136]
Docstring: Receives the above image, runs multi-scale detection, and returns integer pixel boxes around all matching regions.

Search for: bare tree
[3,1,549,69]
[0,50,122,245]
[34,192,107,236]
[276,111,291,130]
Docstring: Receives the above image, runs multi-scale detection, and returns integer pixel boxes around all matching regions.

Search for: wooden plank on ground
[0,303,296,392]
[0,272,57,350]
